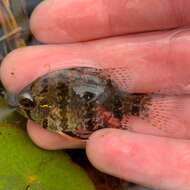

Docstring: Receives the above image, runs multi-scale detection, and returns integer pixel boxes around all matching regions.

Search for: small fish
[8,67,152,139]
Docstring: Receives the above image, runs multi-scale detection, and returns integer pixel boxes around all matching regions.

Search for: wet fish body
[10,67,150,139]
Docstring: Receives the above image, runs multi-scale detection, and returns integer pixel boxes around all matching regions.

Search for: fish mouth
[6,93,19,107]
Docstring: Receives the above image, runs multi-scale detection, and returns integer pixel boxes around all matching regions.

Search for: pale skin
[1,0,190,189]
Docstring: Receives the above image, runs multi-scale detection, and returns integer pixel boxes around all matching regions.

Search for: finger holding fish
[1,30,190,148]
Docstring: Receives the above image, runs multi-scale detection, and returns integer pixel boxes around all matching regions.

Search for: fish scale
[10,67,153,139]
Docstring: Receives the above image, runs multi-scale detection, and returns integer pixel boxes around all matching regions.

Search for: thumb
[86,129,190,190]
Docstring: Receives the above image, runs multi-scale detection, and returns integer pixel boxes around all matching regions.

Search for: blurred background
[0,0,41,62]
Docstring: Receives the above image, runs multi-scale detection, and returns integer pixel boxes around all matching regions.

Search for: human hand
[1,0,190,189]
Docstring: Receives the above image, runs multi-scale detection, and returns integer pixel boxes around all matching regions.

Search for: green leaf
[0,99,95,190]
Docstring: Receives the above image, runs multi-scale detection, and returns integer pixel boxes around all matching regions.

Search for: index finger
[30,0,190,43]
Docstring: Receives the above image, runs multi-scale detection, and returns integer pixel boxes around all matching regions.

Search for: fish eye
[83,91,95,101]
[18,92,35,109]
